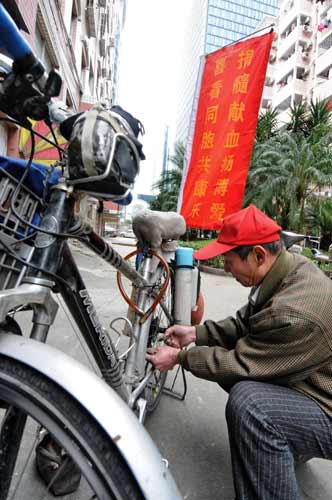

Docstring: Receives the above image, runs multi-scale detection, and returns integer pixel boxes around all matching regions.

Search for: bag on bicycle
[59,103,145,201]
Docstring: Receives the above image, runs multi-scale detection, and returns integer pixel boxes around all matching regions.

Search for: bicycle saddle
[280,230,305,250]
[132,209,186,250]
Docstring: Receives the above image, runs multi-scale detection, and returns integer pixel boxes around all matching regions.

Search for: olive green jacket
[178,251,332,415]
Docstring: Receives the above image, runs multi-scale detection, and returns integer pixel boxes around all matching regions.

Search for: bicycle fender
[0,333,182,500]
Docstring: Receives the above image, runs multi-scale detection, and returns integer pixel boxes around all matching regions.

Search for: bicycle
[0,3,188,499]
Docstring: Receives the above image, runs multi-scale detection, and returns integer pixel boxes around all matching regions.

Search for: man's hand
[164,324,196,349]
[146,346,180,372]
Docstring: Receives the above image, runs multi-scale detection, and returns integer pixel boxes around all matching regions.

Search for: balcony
[293,78,307,94]
[266,64,276,80]
[274,81,293,108]
[313,78,332,100]
[263,85,274,100]
[300,23,313,37]
[261,97,272,109]
[277,53,296,82]
[279,0,313,35]
[318,0,332,17]
[316,44,332,75]
[81,36,89,68]
[72,0,81,16]
[273,78,307,108]
[99,38,106,56]
[279,27,298,57]
[318,19,332,47]
[276,51,309,83]
[86,1,98,38]
[100,12,107,36]
[277,109,291,127]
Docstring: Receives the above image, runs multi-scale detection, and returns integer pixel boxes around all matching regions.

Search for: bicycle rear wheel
[0,355,144,500]
[144,267,174,414]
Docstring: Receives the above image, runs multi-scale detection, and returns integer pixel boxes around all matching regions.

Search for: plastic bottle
[174,247,193,325]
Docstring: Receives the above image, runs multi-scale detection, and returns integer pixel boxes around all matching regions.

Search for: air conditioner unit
[269,53,276,62]
[303,68,310,77]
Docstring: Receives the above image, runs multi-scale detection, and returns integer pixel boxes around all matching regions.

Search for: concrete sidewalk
[53,245,332,499]
[146,269,332,500]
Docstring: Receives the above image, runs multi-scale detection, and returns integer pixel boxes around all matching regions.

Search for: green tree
[305,198,332,250]
[255,107,279,142]
[245,98,332,231]
[245,132,332,230]
[286,102,307,135]
[150,141,185,212]
[307,99,332,132]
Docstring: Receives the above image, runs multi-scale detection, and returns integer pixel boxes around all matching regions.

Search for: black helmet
[60,104,145,200]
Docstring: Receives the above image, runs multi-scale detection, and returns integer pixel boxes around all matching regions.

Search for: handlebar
[0,3,32,62]
[0,3,62,125]
[0,3,142,206]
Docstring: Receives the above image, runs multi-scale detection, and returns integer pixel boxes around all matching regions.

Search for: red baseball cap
[193,205,282,260]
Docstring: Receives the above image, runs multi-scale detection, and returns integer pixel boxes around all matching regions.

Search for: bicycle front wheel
[0,355,144,500]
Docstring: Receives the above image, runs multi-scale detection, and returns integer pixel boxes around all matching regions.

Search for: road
[19,239,332,500]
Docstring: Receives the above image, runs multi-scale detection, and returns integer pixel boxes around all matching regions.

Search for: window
[34,25,53,73]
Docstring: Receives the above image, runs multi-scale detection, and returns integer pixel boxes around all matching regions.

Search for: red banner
[180,32,273,229]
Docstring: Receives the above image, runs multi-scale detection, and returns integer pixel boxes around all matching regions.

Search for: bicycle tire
[0,354,144,500]
[144,266,174,414]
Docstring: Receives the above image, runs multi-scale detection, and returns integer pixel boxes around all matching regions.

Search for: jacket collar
[254,251,293,309]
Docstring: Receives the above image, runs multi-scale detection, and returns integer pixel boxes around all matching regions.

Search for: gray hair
[231,240,284,261]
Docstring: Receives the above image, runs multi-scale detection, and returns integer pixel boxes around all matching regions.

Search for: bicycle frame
[0,6,184,498]
[0,181,174,412]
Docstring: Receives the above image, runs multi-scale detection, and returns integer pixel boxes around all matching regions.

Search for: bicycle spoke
[0,356,143,500]
[8,419,39,500]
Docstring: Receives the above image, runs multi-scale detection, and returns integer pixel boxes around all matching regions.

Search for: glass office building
[205,0,279,53]
[175,0,279,145]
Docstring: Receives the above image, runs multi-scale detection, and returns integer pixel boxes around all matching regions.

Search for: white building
[0,0,126,155]
[261,0,332,125]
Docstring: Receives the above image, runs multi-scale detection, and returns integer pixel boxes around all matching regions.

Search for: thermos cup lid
[175,247,193,267]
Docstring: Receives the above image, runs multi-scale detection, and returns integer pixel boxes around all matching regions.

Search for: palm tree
[305,198,332,250]
[286,99,332,139]
[245,132,332,230]
[286,102,307,135]
[255,107,279,142]
[307,99,332,132]
[150,141,185,212]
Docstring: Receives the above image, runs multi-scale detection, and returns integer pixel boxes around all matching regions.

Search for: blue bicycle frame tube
[0,3,32,60]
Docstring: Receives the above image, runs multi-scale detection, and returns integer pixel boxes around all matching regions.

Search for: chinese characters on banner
[179,32,274,229]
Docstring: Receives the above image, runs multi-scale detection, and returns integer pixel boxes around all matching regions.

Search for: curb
[199,265,231,277]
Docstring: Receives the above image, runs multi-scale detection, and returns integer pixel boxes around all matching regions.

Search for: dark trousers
[226,381,332,500]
